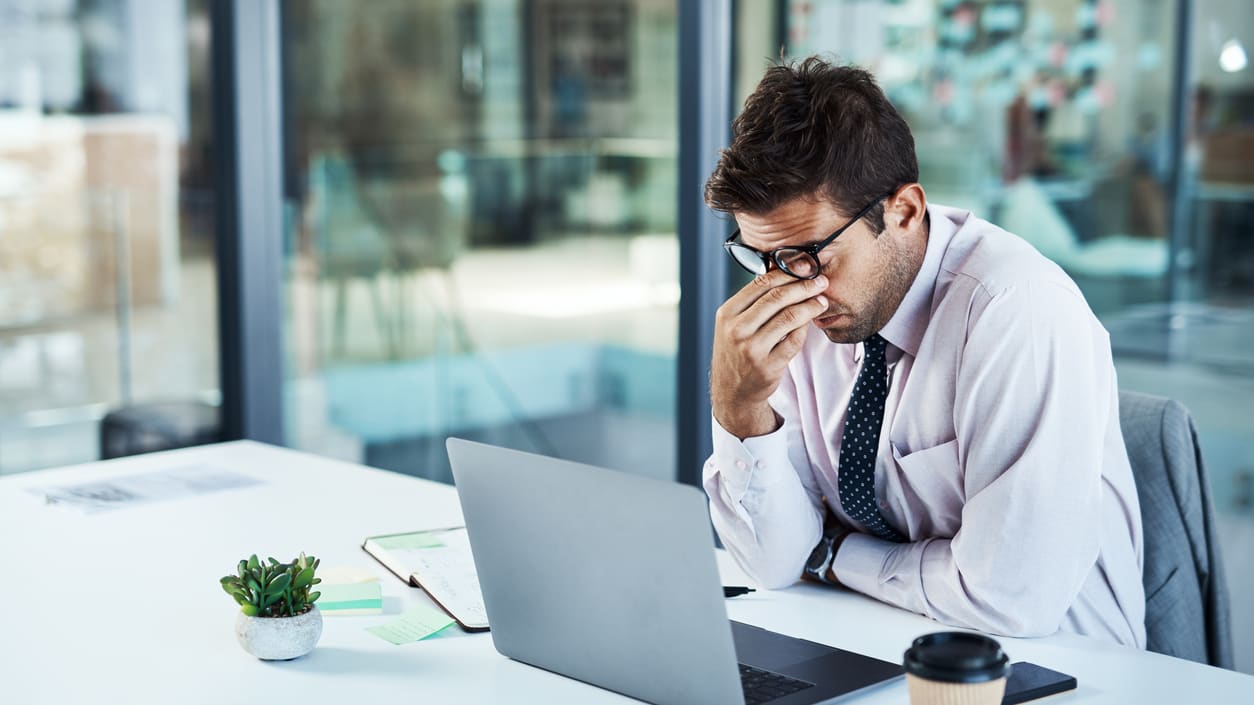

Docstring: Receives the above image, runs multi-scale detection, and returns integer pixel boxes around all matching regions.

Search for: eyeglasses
[723,195,890,280]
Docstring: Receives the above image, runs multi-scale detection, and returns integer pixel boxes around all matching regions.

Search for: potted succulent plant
[221,553,323,660]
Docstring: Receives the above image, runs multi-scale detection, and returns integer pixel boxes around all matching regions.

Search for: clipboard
[362,526,489,632]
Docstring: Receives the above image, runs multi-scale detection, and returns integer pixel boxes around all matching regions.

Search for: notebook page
[372,527,488,630]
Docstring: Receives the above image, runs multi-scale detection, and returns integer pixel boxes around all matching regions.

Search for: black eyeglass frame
[722,192,894,280]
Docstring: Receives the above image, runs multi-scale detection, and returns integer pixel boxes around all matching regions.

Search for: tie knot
[863,334,888,360]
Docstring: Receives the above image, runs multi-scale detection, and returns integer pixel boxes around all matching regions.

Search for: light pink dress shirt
[704,204,1147,648]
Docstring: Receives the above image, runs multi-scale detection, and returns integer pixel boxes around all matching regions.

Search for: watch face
[805,537,831,573]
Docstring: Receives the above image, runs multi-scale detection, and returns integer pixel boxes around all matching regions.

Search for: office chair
[1118,391,1233,668]
[307,153,399,359]
[100,400,221,459]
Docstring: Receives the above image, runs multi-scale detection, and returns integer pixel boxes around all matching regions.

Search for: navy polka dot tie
[836,334,906,542]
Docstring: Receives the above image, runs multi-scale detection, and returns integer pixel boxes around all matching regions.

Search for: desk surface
[1,441,1250,704]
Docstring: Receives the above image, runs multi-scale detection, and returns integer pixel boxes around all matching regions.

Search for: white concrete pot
[235,606,322,660]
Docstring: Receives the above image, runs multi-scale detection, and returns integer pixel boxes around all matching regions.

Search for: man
[702,57,1146,648]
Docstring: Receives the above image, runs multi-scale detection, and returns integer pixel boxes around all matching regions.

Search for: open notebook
[362,526,489,631]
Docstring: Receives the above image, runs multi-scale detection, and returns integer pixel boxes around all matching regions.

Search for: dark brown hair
[705,57,917,233]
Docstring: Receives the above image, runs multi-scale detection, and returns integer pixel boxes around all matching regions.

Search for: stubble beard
[818,236,920,345]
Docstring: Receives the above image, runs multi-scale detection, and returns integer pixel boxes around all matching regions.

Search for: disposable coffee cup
[903,632,1011,705]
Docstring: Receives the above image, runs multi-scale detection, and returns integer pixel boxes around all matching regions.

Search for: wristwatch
[804,524,847,585]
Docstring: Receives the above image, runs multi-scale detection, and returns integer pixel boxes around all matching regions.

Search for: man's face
[733,196,922,344]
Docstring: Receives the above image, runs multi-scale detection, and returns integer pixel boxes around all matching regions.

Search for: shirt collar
[877,204,963,357]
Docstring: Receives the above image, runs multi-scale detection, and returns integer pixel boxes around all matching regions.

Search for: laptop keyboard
[739,663,816,705]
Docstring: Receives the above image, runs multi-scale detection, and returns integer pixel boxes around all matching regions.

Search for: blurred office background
[0,0,1250,673]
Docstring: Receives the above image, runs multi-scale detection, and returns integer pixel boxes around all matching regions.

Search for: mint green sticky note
[373,532,446,550]
[366,604,456,645]
[318,582,383,613]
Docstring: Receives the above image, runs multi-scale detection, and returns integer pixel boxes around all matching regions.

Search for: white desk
[1,441,1250,704]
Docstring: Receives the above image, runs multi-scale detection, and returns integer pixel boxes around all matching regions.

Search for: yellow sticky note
[318,565,381,584]
[366,604,455,645]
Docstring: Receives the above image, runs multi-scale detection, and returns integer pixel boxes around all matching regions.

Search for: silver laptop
[447,438,903,705]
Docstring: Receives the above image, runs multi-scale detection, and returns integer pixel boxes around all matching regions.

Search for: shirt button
[735,459,747,470]
[755,460,765,470]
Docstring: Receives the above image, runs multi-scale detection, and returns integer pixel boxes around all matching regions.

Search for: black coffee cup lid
[903,632,1011,684]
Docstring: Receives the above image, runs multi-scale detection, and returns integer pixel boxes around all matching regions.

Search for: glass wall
[737,0,1254,673]
[281,0,680,482]
[0,0,220,474]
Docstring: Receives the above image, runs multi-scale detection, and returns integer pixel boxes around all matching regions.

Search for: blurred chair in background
[307,153,398,359]
[306,152,467,360]
[100,400,220,460]
[1000,177,1168,280]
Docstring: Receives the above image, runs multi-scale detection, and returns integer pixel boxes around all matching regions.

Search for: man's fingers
[721,269,809,317]
[768,323,809,363]
[717,270,788,322]
[711,270,828,414]
[748,295,828,359]
[734,276,828,334]
[771,292,826,338]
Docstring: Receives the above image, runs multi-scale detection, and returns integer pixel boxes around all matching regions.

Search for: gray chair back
[1118,391,1233,668]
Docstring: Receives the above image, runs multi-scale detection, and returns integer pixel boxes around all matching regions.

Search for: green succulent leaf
[292,567,315,590]
[268,573,291,592]
[226,552,319,612]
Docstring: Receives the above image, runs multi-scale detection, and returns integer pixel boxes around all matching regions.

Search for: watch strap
[805,523,848,585]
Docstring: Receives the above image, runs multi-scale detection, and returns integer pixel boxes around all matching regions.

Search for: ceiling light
[1219,39,1247,73]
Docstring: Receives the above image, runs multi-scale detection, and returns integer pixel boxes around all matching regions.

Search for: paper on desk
[366,528,488,630]
[28,465,262,514]
[366,604,455,645]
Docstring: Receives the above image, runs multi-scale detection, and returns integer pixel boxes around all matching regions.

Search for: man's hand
[711,270,829,439]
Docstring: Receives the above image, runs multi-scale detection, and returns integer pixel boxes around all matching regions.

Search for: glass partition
[0,0,219,474]
[734,0,1253,514]
[738,0,1254,673]
[281,0,680,482]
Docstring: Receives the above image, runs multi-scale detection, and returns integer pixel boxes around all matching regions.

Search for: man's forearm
[713,402,780,441]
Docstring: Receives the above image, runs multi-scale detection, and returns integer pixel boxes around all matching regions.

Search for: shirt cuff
[709,413,794,504]
[830,532,894,596]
